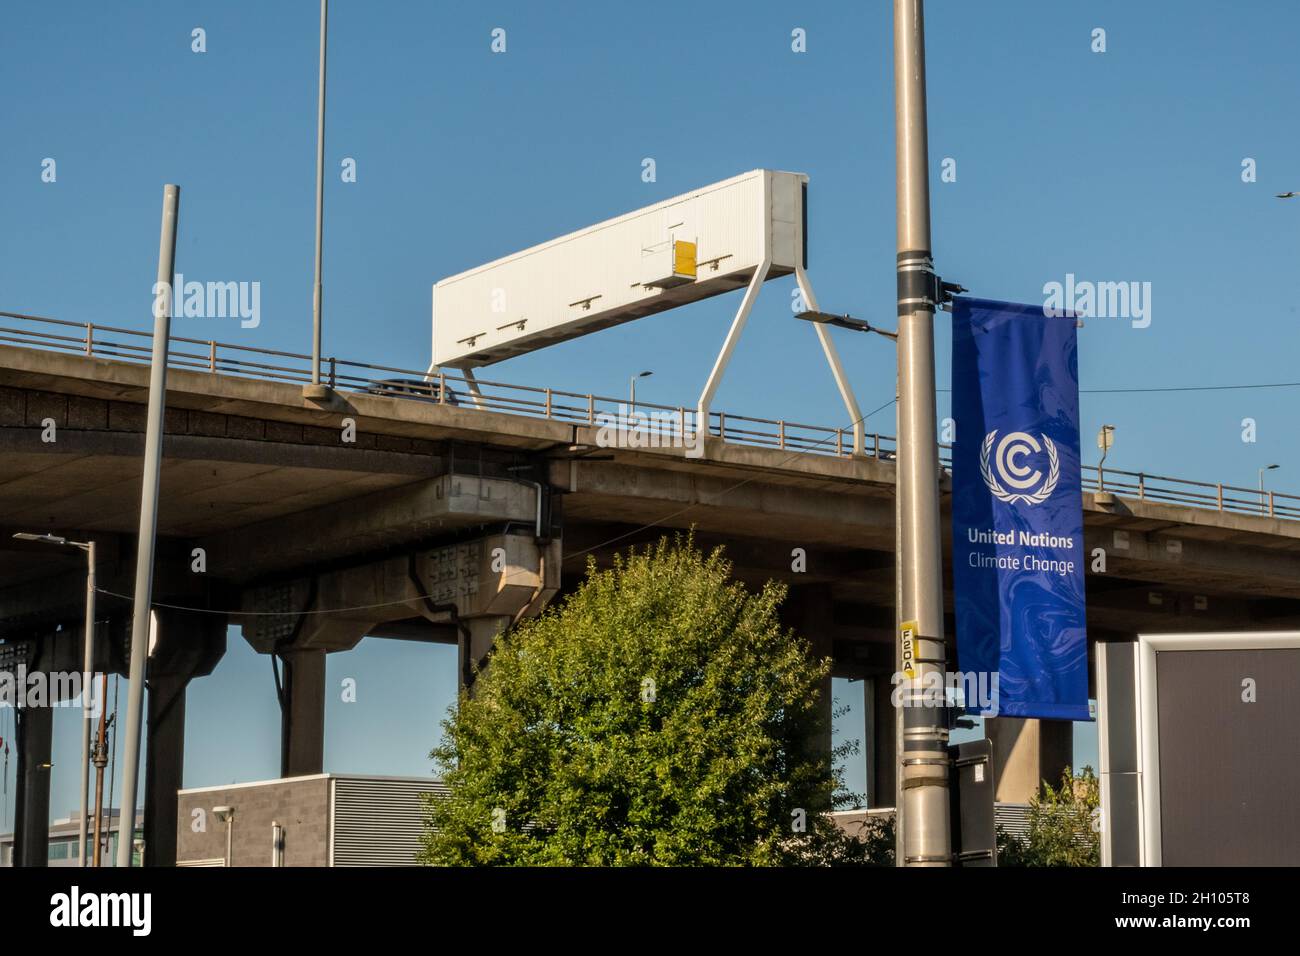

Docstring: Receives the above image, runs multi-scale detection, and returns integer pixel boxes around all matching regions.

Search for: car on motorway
[362,376,459,406]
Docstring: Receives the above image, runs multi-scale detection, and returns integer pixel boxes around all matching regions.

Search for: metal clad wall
[1098,641,1142,866]
[1155,648,1300,865]
[993,803,1031,843]
[330,776,449,867]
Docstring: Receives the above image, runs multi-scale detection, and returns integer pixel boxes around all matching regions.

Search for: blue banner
[951,298,1090,721]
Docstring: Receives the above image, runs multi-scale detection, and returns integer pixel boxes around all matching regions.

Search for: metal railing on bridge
[2,310,1297,522]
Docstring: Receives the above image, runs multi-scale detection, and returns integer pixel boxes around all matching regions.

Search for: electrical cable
[94,587,434,617]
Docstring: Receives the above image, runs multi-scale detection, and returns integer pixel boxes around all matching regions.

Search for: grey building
[176,774,447,866]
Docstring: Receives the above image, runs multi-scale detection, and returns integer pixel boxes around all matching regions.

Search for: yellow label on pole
[900,619,918,679]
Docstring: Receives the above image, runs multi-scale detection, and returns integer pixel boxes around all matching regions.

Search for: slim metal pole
[78,540,96,866]
[92,672,108,867]
[893,0,951,867]
[116,184,180,868]
[893,387,905,865]
[272,821,283,867]
[310,0,328,388]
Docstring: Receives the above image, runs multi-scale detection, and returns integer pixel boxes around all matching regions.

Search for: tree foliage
[420,535,865,866]
[997,765,1100,867]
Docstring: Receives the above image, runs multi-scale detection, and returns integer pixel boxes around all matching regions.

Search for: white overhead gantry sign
[430,169,866,454]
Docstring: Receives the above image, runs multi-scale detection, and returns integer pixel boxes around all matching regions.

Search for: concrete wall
[985,717,1073,803]
[176,776,331,867]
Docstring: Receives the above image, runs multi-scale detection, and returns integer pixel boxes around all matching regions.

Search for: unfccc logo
[980,430,1060,505]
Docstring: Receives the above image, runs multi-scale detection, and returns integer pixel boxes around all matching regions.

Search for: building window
[832,676,869,809]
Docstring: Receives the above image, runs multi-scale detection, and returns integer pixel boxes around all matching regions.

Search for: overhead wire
[78,375,1298,621]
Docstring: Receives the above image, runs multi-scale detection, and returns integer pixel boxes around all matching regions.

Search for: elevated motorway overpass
[3,313,1299,864]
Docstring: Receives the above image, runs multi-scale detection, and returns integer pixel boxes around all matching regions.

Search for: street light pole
[308,0,329,395]
[1097,424,1116,493]
[893,0,951,866]
[117,183,181,868]
[78,540,95,866]
[12,532,96,866]
[630,370,652,409]
[1260,464,1279,513]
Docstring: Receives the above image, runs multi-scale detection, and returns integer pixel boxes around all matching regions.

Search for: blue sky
[2,0,1298,826]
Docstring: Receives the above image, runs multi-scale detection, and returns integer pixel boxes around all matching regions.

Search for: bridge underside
[4,345,1300,865]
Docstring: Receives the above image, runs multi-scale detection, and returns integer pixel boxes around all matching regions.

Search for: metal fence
[2,310,1297,522]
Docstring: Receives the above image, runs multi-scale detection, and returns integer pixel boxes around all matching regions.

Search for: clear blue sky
[2,1,1298,825]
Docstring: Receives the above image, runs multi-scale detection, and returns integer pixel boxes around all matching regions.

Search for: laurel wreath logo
[980,430,1060,505]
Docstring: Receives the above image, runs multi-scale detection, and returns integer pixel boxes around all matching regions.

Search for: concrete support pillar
[458,616,512,692]
[872,675,898,808]
[139,606,225,866]
[143,673,187,867]
[786,584,834,812]
[14,698,54,867]
[803,589,835,757]
[281,647,326,777]
[986,717,1074,803]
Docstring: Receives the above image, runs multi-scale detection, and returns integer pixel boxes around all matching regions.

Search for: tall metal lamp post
[11,532,96,866]
[1260,463,1279,513]
[305,0,331,400]
[630,370,653,409]
[1097,425,1116,492]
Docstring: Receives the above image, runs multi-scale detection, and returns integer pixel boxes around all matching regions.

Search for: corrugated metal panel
[330,776,449,867]
[994,802,1093,849]
[994,802,1032,842]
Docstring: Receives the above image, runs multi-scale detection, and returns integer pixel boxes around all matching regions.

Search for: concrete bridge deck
[2,324,1299,865]
[3,338,1298,621]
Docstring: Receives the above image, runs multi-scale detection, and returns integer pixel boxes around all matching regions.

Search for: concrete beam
[1085,492,1300,543]
[205,475,540,580]
[872,677,897,809]
[138,607,226,866]
[143,673,187,867]
[0,426,449,476]
[986,717,1073,803]
[0,533,205,636]
[0,346,574,452]
[1086,526,1300,599]
[562,460,896,551]
[459,616,512,691]
[281,647,326,778]
[14,704,53,866]
[8,346,1300,560]
[239,534,561,653]
[790,584,834,812]
[13,680,54,867]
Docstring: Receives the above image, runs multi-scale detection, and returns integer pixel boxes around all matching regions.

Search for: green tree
[420,535,865,866]
[997,765,1100,867]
